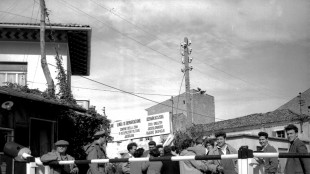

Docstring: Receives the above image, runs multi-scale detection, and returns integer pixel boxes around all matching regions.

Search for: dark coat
[262,144,278,173]
[41,151,78,174]
[85,143,108,174]
[160,153,180,174]
[284,138,310,174]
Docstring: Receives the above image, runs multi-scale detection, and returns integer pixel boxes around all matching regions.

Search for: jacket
[188,144,207,155]
[85,143,108,174]
[179,148,212,174]
[121,153,132,174]
[41,151,78,174]
[160,153,180,174]
[142,161,162,174]
[261,144,278,173]
[207,143,238,174]
[284,138,310,174]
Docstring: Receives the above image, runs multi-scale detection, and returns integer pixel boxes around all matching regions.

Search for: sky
[0,0,310,122]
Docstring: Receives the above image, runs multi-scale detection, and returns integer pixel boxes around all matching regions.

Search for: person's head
[205,139,215,151]
[258,132,269,147]
[127,142,138,155]
[215,131,226,147]
[171,146,179,155]
[149,148,160,157]
[181,139,193,150]
[148,141,156,150]
[163,146,172,155]
[55,140,69,154]
[195,136,204,145]
[94,130,107,146]
[133,148,145,158]
[285,124,298,142]
[156,145,164,156]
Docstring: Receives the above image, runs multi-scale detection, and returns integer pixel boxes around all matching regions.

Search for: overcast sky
[1,0,310,121]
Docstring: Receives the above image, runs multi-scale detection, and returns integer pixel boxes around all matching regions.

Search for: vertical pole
[170,96,174,133]
[183,37,192,127]
[40,0,55,97]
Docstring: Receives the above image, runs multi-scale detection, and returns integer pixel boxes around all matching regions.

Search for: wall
[0,41,69,91]
[146,90,215,125]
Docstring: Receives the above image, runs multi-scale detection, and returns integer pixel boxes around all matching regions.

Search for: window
[276,130,285,138]
[0,72,26,86]
[0,62,27,86]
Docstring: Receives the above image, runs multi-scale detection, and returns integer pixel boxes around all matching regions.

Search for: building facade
[145,89,215,125]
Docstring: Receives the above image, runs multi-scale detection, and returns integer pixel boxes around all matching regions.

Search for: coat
[261,144,278,174]
[160,153,180,174]
[142,161,162,174]
[284,138,310,174]
[85,143,108,174]
[121,153,132,174]
[179,149,213,174]
[41,151,78,174]
[207,144,238,174]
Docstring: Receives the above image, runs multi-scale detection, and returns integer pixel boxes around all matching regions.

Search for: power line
[57,0,180,64]
[89,0,176,48]
[46,63,224,121]
[0,11,37,20]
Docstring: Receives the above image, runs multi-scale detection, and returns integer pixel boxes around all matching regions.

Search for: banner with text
[110,112,171,141]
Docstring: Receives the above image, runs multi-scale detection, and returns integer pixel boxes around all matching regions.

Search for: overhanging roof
[0,86,86,112]
[0,22,92,76]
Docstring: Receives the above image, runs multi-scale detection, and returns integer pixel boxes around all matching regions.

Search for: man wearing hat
[41,140,79,174]
[85,130,109,174]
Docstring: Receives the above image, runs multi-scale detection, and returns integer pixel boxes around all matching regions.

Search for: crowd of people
[40,124,310,174]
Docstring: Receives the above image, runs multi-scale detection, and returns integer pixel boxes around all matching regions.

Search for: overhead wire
[87,0,288,100]
[46,63,225,121]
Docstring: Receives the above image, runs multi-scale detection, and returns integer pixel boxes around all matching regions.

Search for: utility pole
[40,0,55,97]
[180,37,193,127]
[298,92,305,115]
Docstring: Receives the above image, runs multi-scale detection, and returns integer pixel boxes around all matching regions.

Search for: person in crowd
[179,139,210,174]
[160,146,180,174]
[171,146,179,156]
[41,140,79,174]
[84,130,108,174]
[207,131,237,174]
[122,142,138,174]
[255,132,278,174]
[188,136,206,155]
[156,144,164,156]
[205,139,215,155]
[130,148,145,174]
[142,148,162,174]
[143,141,156,157]
[284,124,310,174]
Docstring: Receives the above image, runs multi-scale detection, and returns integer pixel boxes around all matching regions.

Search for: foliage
[55,53,76,104]
[173,125,207,151]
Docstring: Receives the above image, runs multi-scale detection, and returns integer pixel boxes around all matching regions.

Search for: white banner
[110,112,171,141]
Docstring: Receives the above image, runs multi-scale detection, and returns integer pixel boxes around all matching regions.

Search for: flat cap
[55,140,69,146]
[94,130,106,138]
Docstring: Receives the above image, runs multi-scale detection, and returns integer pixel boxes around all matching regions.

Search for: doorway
[29,118,56,157]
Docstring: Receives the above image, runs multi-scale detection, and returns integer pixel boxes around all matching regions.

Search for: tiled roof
[193,109,309,133]
[0,86,85,112]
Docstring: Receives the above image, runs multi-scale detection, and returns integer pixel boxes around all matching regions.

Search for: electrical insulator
[189,48,192,54]
[189,57,193,63]
[181,51,184,56]
[180,42,186,48]
[181,68,185,72]
[190,66,193,71]
[182,57,185,64]
[188,40,192,46]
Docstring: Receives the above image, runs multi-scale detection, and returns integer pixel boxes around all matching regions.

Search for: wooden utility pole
[40,0,55,97]
[181,37,193,127]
